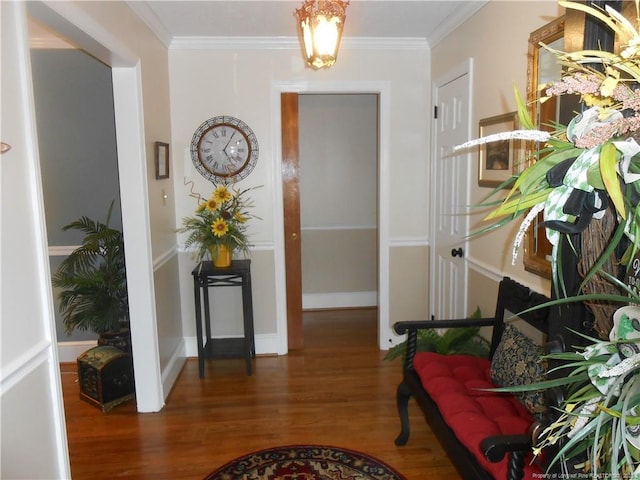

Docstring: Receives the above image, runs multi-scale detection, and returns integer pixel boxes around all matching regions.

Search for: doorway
[29,35,125,357]
[299,93,379,343]
[25,2,163,413]
[277,83,393,352]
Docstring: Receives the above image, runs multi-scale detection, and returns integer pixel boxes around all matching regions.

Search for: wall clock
[190,115,259,183]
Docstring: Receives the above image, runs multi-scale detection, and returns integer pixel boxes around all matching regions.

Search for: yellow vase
[209,244,232,268]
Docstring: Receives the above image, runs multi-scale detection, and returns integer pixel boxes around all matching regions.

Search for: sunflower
[205,197,219,211]
[214,185,232,204]
[211,218,229,237]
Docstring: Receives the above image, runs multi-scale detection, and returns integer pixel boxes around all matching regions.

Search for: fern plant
[384,307,491,361]
[52,202,129,334]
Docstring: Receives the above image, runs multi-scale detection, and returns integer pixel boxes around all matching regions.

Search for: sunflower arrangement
[178,183,259,263]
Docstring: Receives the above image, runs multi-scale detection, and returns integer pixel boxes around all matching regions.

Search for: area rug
[204,444,407,480]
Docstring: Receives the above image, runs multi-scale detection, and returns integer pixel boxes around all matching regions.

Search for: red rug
[204,444,407,480]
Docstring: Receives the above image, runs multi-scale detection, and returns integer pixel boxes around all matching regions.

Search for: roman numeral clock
[190,116,259,183]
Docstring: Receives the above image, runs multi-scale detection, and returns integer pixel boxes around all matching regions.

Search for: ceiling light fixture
[295,0,349,70]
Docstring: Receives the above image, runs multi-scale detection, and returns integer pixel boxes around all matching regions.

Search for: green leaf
[600,142,626,219]
[514,85,535,130]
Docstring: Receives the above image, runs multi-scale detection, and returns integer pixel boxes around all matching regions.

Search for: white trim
[125,0,173,48]
[1,339,54,392]
[183,333,281,357]
[112,64,164,413]
[49,244,177,271]
[153,246,178,271]
[160,341,186,401]
[428,1,488,48]
[169,36,427,51]
[27,0,166,414]
[302,291,377,310]
[466,257,544,294]
[3,3,70,476]
[270,86,289,356]
[301,225,376,231]
[271,80,392,352]
[390,237,429,248]
[56,341,97,363]
[48,245,79,256]
[27,1,137,67]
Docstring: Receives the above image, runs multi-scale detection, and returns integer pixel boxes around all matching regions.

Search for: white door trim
[26,1,163,412]
[270,80,392,352]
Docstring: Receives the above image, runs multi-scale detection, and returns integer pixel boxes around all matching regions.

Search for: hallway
[61,309,459,479]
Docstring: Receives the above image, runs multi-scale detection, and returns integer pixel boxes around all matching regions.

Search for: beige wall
[170,43,431,348]
[299,93,378,307]
[433,1,560,303]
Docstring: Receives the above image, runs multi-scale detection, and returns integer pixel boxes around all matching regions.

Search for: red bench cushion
[414,352,542,479]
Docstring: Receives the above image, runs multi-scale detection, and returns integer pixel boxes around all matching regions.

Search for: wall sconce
[295,0,349,70]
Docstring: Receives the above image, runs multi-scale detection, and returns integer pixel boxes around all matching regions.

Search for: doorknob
[451,247,464,258]
[291,232,299,240]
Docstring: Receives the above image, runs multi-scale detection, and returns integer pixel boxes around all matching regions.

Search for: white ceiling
[131,1,487,47]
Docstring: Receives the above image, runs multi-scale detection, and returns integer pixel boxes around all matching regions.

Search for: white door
[430,64,472,320]
[1,2,70,478]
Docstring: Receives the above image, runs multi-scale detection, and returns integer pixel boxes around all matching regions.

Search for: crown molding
[428,0,488,48]
[126,0,173,48]
[127,1,487,52]
[169,35,428,51]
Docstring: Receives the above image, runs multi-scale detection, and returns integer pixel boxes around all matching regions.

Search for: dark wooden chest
[77,345,135,412]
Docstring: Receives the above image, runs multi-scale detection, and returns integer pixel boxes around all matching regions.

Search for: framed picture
[478,112,518,187]
[155,141,169,179]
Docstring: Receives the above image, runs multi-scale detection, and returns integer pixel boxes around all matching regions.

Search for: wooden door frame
[271,81,393,353]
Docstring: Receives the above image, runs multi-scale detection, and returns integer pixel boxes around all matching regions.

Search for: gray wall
[30,48,122,341]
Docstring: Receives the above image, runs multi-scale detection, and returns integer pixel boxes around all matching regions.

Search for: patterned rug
[203,444,407,480]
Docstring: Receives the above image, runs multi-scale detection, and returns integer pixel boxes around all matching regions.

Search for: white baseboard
[183,333,281,358]
[57,340,97,363]
[302,291,377,310]
[161,340,186,401]
[58,332,281,367]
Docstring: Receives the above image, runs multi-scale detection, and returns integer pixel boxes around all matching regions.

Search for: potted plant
[384,307,491,362]
[52,202,130,352]
[457,1,640,476]
[178,183,259,267]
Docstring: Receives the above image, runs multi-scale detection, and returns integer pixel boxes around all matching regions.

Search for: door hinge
[434,105,438,119]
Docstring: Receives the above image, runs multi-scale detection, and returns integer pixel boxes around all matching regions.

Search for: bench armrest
[481,434,532,462]
[393,317,497,335]
[393,318,497,370]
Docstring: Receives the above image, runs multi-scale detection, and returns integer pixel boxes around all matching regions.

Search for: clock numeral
[205,154,214,163]
[212,128,226,139]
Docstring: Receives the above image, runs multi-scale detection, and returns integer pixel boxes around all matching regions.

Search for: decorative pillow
[490,324,547,417]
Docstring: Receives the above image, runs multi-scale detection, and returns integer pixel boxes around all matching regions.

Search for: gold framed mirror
[523,16,566,279]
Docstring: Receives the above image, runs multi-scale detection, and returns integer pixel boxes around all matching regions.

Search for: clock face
[190,116,259,183]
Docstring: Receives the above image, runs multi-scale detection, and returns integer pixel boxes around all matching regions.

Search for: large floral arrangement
[454,1,640,477]
[459,1,640,303]
[178,183,259,263]
[518,305,640,477]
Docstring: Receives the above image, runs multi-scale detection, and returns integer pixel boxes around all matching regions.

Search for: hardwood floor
[61,308,460,479]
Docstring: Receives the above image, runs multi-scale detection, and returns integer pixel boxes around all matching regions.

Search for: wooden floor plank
[61,308,460,479]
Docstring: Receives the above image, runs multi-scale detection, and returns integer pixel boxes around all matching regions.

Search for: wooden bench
[393,277,551,480]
